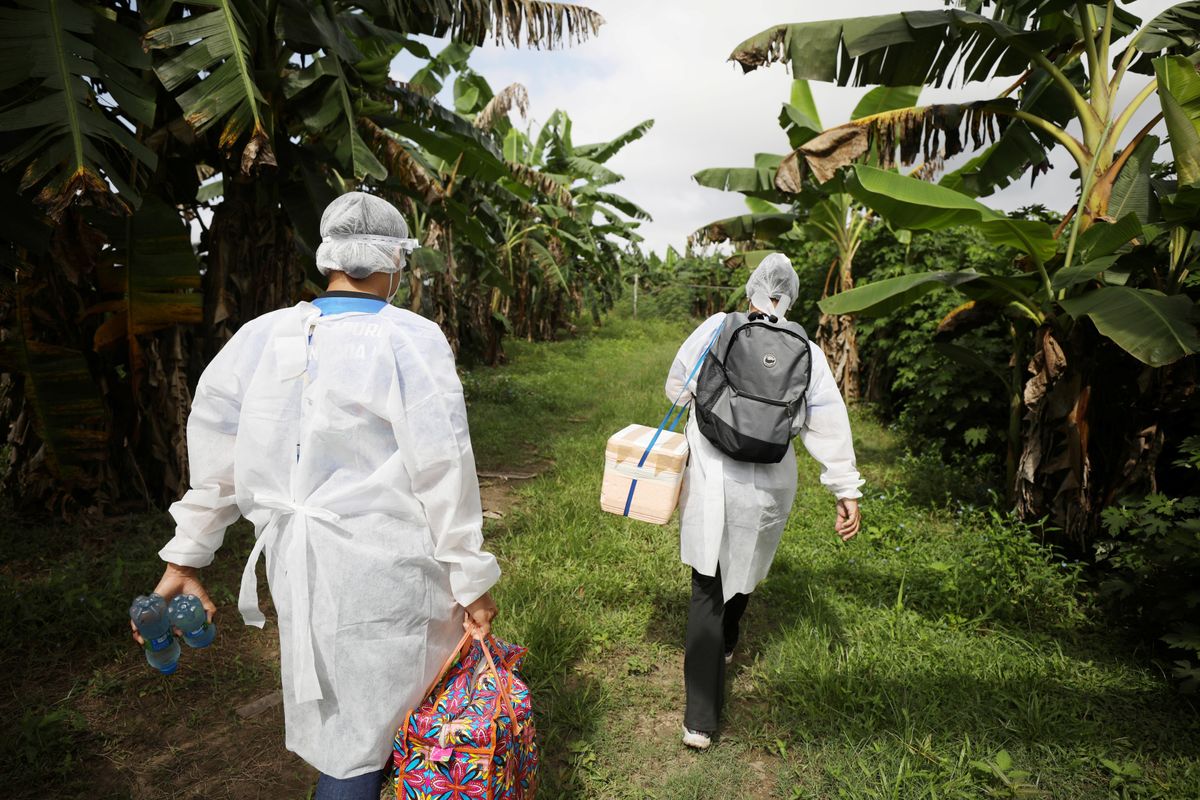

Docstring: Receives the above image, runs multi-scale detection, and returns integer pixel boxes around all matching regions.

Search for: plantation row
[1,0,647,510]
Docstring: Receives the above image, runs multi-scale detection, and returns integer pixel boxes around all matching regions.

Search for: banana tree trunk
[1014,322,1187,550]
[203,171,304,361]
[816,258,861,402]
[816,312,861,402]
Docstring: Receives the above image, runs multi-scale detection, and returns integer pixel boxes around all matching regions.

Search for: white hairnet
[315,192,418,279]
[746,253,799,318]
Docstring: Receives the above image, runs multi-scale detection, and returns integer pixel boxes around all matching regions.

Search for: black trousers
[683,567,750,733]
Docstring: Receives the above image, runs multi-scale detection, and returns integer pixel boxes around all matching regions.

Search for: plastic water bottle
[129,594,180,674]
[168,594,216,648]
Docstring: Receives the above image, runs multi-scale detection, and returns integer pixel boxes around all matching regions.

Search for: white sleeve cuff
[449,553,501,608]
[158,536,216,569]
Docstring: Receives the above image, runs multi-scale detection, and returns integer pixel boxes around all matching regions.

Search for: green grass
[469,311,1200,799]
[2,308,1199,798]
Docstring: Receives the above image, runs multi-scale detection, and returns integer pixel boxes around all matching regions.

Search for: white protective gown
[159,301,500,779]
[666,313,864,601]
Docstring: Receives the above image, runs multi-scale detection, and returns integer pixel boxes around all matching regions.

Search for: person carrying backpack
[665,253,863,750]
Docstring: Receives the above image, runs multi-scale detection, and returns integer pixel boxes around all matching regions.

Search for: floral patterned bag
[392,633,538,799]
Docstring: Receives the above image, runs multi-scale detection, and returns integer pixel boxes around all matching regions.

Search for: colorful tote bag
[393,633,538,799]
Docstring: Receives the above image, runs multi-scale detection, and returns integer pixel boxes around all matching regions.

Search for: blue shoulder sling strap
[622,321,724,517]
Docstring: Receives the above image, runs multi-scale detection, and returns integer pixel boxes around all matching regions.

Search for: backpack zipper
[728,385,790,407]
[723,322,808,360]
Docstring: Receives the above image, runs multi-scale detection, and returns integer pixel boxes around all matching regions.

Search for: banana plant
[732,2,1200,226]
[820,130,1195,544]
[493,106,652,340]
[0,0,610,509]
[733,3,1200,543]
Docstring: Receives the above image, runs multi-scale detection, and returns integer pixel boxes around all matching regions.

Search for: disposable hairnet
[746,253,799,317]
[315,192,418,278]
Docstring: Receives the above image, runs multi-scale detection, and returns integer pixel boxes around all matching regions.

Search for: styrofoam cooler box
[600,423,689,524]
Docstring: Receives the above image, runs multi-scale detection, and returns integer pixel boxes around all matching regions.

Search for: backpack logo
[763,353,778,368]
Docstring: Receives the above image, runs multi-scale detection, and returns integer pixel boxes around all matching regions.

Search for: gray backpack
[694,312,812,463]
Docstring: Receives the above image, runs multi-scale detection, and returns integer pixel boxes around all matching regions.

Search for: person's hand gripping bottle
[168,594,217,648]
[129,594,181,674]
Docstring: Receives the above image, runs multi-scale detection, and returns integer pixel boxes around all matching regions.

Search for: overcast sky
[391,1,1176,255]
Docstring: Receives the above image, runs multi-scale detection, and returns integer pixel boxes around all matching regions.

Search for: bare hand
[130,563,216,646]
[463,592,498,640]
[836,498,861,542]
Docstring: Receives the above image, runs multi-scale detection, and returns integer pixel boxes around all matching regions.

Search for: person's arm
[158,325,261,569]
[390,329,501,635]
[799,344,864,540]
[133,327,257,643]
[665,313,725,404]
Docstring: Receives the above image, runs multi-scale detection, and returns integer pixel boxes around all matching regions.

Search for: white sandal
[682,725,713,750]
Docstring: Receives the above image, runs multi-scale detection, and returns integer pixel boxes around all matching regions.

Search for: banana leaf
[723,250,775,270]
[1076,213,1146,261]
[0,285,108,482]
[144,0,271,163]
[851,85,922,120]
[1061,286,1200,366]
[694,212,798,245]
[1154,55,1200,187]
[845,164,1058,262]
[778,79,823,149]
[693,161,788,203]
[574,119,654,164]
[1131,2,1200,73]
[731,10,1049,86]
[1052,255,1120,291]
[0,0,156,212]
[86,198,203,353]
[389,2,604,50]
[1108,135,1161,225]
[818,270,985,316]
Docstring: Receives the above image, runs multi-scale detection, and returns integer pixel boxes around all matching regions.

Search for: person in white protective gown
[665,253,864,750]
[132,192,500,799]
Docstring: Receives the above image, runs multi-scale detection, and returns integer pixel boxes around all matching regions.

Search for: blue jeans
[314,768,387,800]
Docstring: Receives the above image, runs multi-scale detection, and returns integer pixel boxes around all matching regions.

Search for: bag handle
[478,634,521,738]
[429,634,521,747]
[622,321,723,517]
[656,320,724,455]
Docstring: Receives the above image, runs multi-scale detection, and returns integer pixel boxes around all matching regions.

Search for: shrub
[779,223,1018,481]
[1097,490,1200,691]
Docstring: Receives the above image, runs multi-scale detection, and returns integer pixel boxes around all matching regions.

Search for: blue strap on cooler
[622,322,723,517]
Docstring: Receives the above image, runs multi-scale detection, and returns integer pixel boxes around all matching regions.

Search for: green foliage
[0,707,87,782]
[849,484,1086,630]
[1098,481,1200,691]
[788,222,1016,473]
[637,249,748,320]
[0,1,638,509]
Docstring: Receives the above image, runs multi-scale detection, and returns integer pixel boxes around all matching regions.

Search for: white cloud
[391,0,1177,254]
